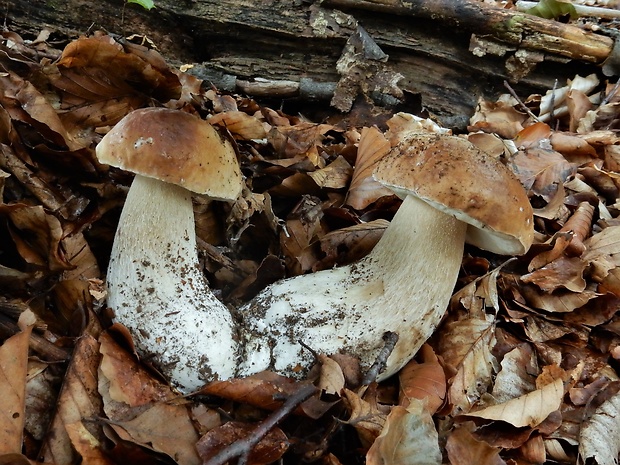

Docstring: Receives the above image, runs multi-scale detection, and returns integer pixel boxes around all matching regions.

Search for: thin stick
[503,80,541,123]
[204,383,318,465]
[362,331,399,385]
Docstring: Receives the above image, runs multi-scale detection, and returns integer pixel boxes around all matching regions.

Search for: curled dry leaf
[313,219,388,271]
[398,344,446,414]
[384,112,449,146]
[439,314,498,415]
[538,74,600,122]
[342,387,387,449]
[98,333,201,465]
[508,147,575,200]
[468,95,527,139]
[345,126,392,210]
[446,423,507,465]
[462,377,564,428]
[578,388,620,465]
[491,343,538,403]
[109,403,201,465]
[521,255,588,293]
[209,110,267,140]
[318,354,345,395]
[366,400,441,465]
[308,155,353,189]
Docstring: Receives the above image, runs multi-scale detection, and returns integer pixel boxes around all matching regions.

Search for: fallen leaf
[462,377,564,428]
[209,110,267,140]
[196,421,288,465]
[0,326,31,455]
[366,400,441,465]
[308,155,353,189]
[39,334,104,464]
[398,344,446,414]
[578,388,620,465]
[109,403,201,465]
[446,423,507,465]
[65,421,116,465]
[345,126,392,209]
[343,387,387,448]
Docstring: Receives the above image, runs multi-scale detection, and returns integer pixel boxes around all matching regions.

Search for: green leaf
[526,0,577,20]
[127,0,156,10]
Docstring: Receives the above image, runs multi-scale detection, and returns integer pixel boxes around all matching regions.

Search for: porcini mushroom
[237,133,533,381]
[96,107,243,393]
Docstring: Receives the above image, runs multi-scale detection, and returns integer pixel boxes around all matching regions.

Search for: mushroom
[96,107,243,393]
[237,133,533,381]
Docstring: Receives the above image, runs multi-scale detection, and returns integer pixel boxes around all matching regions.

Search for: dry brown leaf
[366,401,441,465]
[513,121,552,149]
[345,126,392,209]
[578,387,620,465]
[467,131,511,158]
[521,255,588,293]
[318,354,345,395]
[509,147,575,200]
[24,360,60,442]
[519,282,598,313]
[446,423,507,465]
[313,219,388,271]
[584,226,620,280]
[398,344,446,414]
[550,132,598,158]
[196,421,288,465]
[440,315,498,415]
[468,96,527,139]
[3,204,70,271]
[98,333,200,465]
[65,421,116,465]
[491,343,538,403]
[462,377,564,428]
[209,110,267,140]
[109,403,201,465]
[0,326,31,455]
[98,331,175,409]
[342,387,387,448]
[39,334,103,464]
[199,372,329,418]
[308,155,353,189]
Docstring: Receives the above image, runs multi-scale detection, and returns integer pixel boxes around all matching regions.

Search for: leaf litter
[1,24,620,465]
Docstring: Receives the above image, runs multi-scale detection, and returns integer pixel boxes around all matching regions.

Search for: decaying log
[4,0,613,128]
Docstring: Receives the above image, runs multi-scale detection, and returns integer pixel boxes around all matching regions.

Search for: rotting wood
[3,0,610,128]
[321,0,614,63]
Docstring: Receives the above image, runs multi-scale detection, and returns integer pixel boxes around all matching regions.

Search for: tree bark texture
[5,0,611,129]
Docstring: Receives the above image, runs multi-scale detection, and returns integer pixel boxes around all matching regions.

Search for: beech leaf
[462,378,564,428]
[579,389,620,465]
[366,401,441,465]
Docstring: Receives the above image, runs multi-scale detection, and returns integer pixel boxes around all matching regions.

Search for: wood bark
[4,0,610,129]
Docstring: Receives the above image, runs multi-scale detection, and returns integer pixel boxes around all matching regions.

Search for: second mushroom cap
[373,133,534,255]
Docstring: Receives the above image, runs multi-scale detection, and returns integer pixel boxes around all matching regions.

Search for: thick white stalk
[106,175,238,392]
[237,195,467,380]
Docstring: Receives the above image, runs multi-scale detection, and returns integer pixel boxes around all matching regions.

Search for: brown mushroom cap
[373,133,534,255]
[96,107,242,200]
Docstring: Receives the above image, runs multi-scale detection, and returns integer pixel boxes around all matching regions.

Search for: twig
[362,331,399,385]
[503,80,541,123]
[204,383,318,465]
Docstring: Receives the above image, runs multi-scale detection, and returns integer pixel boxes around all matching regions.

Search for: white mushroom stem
[107,175,239,392]
[237,194,467,381]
